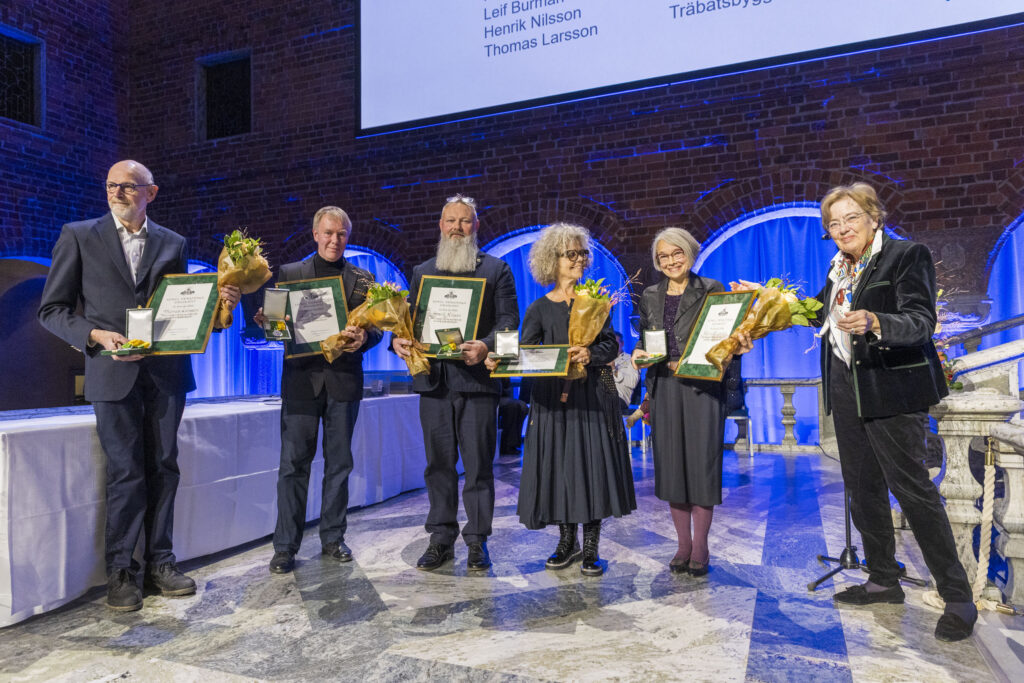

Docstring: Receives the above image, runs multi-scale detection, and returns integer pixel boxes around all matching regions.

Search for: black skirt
[649,365,726,506]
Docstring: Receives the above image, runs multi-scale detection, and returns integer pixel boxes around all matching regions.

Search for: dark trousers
[419,385,498,545]
[93,368,186,575]
[498,397,528,454]
[273,393,359,554]
[829,355,971,603]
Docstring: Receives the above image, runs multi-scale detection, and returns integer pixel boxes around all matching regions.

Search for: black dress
[516,296,637,529]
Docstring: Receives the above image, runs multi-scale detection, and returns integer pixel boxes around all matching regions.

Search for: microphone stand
[807,487,928,592]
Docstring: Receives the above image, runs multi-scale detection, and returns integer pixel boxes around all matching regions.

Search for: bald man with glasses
[39,160,241,611]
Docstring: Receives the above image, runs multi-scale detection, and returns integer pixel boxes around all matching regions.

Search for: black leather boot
[580,520,605,576]
[545,523,581,569]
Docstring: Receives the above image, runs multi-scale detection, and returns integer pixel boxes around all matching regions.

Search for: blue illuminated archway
[483,225,636,349]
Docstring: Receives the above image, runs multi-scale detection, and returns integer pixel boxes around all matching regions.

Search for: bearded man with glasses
[38,160,241,611]
[392,195,518,572]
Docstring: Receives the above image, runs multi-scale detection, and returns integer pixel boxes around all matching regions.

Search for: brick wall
[5,1,1024,299]
[0,0,128,258]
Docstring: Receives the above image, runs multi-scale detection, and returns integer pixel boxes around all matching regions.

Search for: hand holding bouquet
[567,278,620,380]
[320,281,430,375]
[214,229,273,329]
[705,278,823,371]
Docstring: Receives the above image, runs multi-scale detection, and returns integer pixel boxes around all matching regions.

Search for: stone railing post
[992,423,1024,605]
[931,389,1024,579]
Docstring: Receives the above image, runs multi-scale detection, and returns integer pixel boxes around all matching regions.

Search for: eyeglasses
[445,194,476,207]
[105,182,153,195]
[559,249,590,262]
[826,212,866,234]
[656,249,688,264]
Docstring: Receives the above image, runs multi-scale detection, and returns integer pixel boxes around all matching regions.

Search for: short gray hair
[528,222,591,285]
[312,206,352,232]
[442,193,478,222]
[650,227,700,272]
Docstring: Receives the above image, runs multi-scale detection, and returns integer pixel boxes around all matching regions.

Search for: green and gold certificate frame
[412,275,486,357]
[491,345,570,378]
[143,273,219,355]
[674,290,756,381]
[278,276,349,359]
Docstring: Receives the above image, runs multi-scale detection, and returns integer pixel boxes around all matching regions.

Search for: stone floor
[2,448,1023,682]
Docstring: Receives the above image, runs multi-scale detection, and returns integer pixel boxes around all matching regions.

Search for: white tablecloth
[0,394,427,626]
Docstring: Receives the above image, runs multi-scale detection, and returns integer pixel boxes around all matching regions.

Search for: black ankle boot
[545,523,581,569]
[581,520,604,576]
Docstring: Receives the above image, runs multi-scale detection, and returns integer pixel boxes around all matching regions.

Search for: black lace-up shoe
[144,562,197,596]
[322,541,353,562]
[416,543,454,571]
[546,524,582,570]
[467,542,492,570]
[107,569,142,611]
[269,551,295,574]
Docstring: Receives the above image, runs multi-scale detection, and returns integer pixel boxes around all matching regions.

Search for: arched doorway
[694,204,838,445]
[982,213,1024,389]
[0,256,84,409]
[484,226,636,348]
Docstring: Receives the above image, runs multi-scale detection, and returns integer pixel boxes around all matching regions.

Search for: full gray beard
[435,233,480,273]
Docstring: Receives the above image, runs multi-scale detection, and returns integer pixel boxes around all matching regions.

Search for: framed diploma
[262,288,292,341]
[674,290,756,381]
[491,345,570,378]
[277,276,348,358]
[412,275,486,357]
[636,328,668,367]
[134,273,220,355]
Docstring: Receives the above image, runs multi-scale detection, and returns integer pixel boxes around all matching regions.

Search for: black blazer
[408,253,519,395]
[38,214,195,402]
[816,234,948,419]
[637,274,731,400]
[277,257,383,402]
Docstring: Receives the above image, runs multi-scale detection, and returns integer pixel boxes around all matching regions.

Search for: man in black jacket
[257,206,382,574]
[816,183,974,643]
[393,195,518,571]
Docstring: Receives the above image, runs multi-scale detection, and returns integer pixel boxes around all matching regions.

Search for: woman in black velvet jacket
[815,182,974,643]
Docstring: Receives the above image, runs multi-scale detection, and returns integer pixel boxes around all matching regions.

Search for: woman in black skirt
[632,227,749,576]
[488,222,635,576]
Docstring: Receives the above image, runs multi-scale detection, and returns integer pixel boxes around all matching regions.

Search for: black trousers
[497,396,528,454]
[93,368,186,574]
[829,355,971,603]
[419,385,498,545]
[273,393,359,554]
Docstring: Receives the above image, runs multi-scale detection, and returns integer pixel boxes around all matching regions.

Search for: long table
[0,394,427,627]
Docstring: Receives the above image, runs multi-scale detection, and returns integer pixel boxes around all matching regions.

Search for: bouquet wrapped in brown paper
[705,278,823,371]
[566,278,618,380]
[320,281,430,375]
[213,229,273,329]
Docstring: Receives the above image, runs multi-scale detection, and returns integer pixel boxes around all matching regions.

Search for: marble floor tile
[1,448,1020,682]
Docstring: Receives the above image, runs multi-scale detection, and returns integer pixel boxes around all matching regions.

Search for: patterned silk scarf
[826,230,881,367]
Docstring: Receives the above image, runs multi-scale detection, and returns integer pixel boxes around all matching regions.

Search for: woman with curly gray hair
[488,222,635,576]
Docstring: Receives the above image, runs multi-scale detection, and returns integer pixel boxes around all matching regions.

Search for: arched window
[982,213,1024,389]
[484,226,637,350]
[694,204,837,445]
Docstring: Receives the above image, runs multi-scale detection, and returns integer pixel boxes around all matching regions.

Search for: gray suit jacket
[38,214,196,402]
